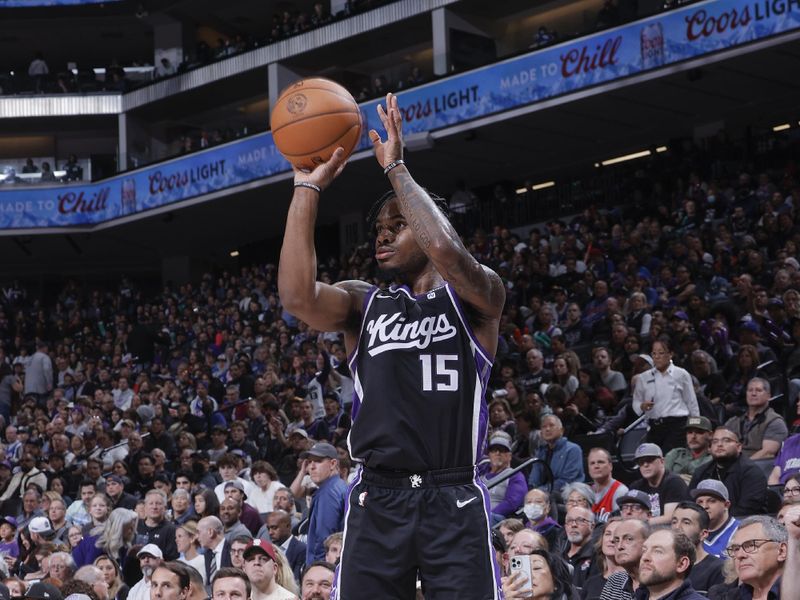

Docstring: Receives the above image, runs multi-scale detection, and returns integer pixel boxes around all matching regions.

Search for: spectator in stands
[562,506,595,589]
[724,516,786,600]
[154,58,176,79]
[600,518,649,599]
[527,414,584,491]
[211,567,250,600]
[482,433,526,523]
[300,561,333,600]
[298,442,345,564]
[64,155,83,182]
[638,529,705,600]
[519,349,551,394]
[770,431,800,485]
[261,510,305,584]
[689,427,767,517]
[521,488,561,551]
[628,443,689,525]
[222,481,260,536]
[633,337,700,453]
[592,347,627,396]
[588,447,628,522]
[503,549,574,600]
[724,377,787,460]
[670,501,725,595]
[241,538,293,600]
[128,544,163,600]
[219,498,249,543]
[137,489,178,561]
[21,159,38,174]
[582,518,624,599]
[664,416,713,485]
[40,162,56,182]
[691,479,740,560]
[28,52,49,93]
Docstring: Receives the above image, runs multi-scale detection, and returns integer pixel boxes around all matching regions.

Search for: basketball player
[278,92,505,599]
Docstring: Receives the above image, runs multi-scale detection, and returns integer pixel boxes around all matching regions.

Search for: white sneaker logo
[456,497,477,509]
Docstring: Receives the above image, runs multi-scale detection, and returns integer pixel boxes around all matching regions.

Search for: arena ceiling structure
[1,0,800,280]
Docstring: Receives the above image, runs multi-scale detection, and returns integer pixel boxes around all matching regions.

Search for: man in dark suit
[198,516,231,591]
[263,510,306,583]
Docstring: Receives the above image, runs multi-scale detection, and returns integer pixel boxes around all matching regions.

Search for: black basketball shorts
[331,466,503,600]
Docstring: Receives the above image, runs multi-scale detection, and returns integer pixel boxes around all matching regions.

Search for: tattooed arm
[369,93,505,353]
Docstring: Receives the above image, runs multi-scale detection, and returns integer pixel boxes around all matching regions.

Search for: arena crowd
[0,128,800,599]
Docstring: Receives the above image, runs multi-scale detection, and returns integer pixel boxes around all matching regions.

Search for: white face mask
[523,503,545,521]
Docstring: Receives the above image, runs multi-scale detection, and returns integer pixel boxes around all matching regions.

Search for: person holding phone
[503,550,575,599]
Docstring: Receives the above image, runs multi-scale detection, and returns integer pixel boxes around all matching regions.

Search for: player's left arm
[370,93,505,336]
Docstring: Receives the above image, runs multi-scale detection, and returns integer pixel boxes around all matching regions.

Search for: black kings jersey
[347,283,493,472]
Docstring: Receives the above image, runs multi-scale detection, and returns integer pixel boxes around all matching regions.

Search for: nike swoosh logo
[456,497,478,508]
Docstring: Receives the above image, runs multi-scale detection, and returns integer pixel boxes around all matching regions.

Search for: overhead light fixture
[229,250,239,257]
[515,187,527,195]
[532,181,555,191]
[600,150,651,166]
[596,146,668,167]
[773,123,791,132]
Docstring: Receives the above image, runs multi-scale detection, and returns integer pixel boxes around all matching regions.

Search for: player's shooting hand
[370,92,403,169]
[292,147,348,192]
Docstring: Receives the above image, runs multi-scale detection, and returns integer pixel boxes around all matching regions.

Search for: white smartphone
[509,554,533,595]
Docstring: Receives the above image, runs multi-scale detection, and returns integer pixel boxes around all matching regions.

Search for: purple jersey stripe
[472,470,505,599]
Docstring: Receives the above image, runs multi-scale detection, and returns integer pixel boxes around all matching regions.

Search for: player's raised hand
[292,146,348,192]
[370,93,403,169]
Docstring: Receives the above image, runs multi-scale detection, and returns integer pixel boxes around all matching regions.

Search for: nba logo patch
[358,491,367,507]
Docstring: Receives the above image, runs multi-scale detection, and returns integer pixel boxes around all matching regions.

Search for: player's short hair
[366,189,451,231]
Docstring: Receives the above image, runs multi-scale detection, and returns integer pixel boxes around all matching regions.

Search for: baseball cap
[28,516,53,535]
[0,516,17,529]
[106,474,125,486]
[487,434,512,452]
[617,489,652,512]
[685,416,712,432]
[243,538,277,562]
[193,450,210,461]
[224,480,248,499]
[288,428,309,439]
[740,321,761,334]
[25,583,62,600]
[634,443,663,460]
[300,442,338,460]
[690,479,730,502]
[137,544,164,559]
[672,311,689,321]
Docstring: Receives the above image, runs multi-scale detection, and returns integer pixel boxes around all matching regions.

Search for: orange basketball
[270,77,362,171]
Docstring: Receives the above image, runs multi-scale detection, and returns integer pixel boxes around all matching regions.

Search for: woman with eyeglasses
[781,474,800,501]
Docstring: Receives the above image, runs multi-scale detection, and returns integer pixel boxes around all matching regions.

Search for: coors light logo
[365,312,457,356]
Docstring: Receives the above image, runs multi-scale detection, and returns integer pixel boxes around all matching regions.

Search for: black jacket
[634,580,706,600]
[689,454,766,517]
